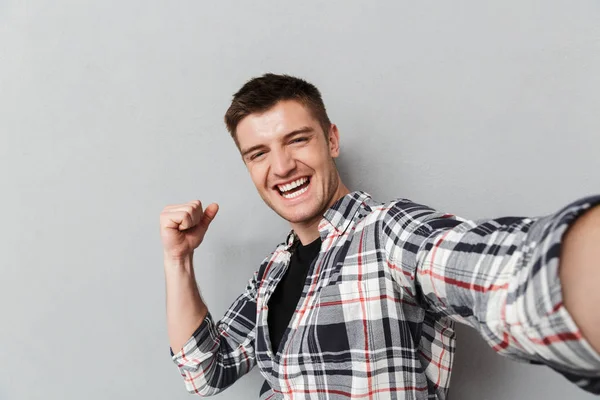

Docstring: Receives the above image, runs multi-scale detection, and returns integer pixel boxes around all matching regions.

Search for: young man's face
[236,100,343,226]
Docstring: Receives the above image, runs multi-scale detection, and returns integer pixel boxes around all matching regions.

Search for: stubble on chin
[272,198,325,225]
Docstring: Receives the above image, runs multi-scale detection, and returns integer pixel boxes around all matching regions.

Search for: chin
[269,198,322,224]
[274,205,315,223]
[282,211,318,224]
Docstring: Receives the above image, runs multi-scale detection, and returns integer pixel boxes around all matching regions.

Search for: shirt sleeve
[383,195,600,394]
[169,262,265,396]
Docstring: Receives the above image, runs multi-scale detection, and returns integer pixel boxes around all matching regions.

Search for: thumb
[201,203,219,228]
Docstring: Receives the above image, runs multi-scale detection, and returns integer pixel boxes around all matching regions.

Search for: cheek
[249,164,269,188]
[298,146,328,168]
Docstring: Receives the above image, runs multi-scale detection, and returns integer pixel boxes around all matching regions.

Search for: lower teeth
[282,185,308,199]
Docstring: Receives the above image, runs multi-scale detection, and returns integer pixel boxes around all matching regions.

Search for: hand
[160,200,219,261]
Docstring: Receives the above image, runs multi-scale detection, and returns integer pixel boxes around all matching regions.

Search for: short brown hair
[224,73,331,144]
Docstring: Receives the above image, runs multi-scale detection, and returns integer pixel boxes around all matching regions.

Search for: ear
[327,124,341,158]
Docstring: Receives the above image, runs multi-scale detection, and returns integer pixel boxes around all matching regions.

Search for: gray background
[1,1,599,399]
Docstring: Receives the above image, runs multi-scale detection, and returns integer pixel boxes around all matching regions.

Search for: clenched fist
[160,200,219,261]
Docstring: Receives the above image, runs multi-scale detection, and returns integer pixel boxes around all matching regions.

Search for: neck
[291,181,350,245]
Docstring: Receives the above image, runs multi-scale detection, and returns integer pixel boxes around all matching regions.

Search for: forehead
[236,100,319,147]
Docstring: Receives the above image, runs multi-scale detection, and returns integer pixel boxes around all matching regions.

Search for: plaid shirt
[171,191,600,399]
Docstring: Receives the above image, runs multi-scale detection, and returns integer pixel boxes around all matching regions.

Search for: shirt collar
[284,191,372,248]
[319,190,372,238]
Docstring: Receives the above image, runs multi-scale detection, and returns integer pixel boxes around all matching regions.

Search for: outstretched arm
[383,194,600,393]
[559,204,600,353]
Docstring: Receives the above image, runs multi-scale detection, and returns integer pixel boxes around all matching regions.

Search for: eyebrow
[240,126,315,158]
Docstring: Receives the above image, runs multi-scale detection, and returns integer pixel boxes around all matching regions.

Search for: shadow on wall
[335,144,377,196]
[449,325,514,399]
[448,324,588,400]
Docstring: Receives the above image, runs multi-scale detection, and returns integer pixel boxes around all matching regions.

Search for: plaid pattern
[171,191,600,398]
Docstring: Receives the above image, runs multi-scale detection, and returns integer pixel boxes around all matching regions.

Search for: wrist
[164,251,194,270]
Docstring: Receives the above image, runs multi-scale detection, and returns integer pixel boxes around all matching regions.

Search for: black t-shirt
[261,237,321,396]
[267,236,322,354]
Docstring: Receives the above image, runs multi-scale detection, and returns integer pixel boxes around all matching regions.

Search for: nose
[271,147,296,178]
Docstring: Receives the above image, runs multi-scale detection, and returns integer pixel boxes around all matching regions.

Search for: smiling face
[237,100,349,234]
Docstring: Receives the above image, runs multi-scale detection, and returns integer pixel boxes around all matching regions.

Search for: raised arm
[160,200,259,395]
[160,200,218,354]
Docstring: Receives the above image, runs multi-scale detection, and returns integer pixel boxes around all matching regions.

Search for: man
[161,74,600,399]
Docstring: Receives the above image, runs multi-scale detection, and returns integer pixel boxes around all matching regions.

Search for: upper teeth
[278,177,308,192]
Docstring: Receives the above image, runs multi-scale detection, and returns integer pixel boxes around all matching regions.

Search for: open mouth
[276,176,311,199]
